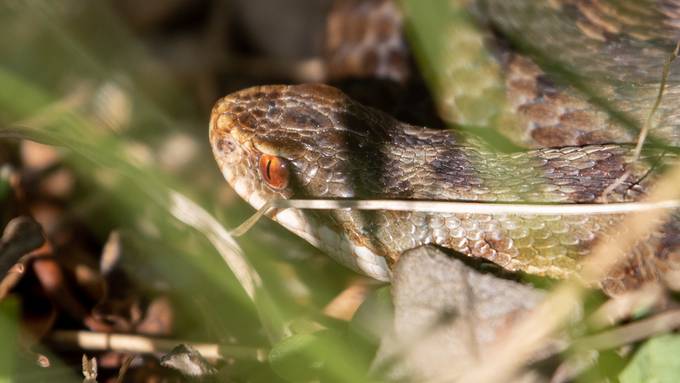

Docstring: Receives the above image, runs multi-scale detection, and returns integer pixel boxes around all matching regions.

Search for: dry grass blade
[229,200,274,237]
[633,41,680,159]
[588,284,665,329]
[600,40,680,201]
[13,86,90,132]
[575,309,680,351]
[229,198,680,239]
[49,330,268,362]
[168,190,262,301]
[452,162,680,383]
[115,355,135,383]
[272,198,680,215]
[168,191,287,342]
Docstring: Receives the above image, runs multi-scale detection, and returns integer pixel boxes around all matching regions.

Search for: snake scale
[210,0,680,294]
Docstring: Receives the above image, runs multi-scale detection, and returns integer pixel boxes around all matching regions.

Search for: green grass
[2,1,680,382]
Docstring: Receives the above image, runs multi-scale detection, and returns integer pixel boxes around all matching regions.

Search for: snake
[209,0,680,294]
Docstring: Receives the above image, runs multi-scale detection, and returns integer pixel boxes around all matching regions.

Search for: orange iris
[258,154,289,190]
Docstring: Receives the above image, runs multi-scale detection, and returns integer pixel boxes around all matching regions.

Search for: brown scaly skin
[210,84,680,294]
[325,0,409,83]
[484,0,680,147]
[326,0,680,147]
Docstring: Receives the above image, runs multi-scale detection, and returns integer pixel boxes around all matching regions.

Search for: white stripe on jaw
[353,245,391,281]
[248,192,267,210]
[275,208,323,248]
[232,178,253,202]
[275,208,392,281]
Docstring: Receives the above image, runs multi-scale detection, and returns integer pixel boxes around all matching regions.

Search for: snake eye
[258,154,289,190]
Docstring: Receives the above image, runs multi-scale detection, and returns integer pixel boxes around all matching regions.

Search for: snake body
[210,0,680,294]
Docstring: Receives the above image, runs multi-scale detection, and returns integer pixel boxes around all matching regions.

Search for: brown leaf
[372,246,547,382]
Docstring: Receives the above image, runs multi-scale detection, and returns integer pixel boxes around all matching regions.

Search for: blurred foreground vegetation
[1,1,680,382]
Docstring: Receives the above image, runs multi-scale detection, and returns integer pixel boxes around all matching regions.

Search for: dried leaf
[160,344,217,377]
[372,246,546,381]
[82,354,97,383]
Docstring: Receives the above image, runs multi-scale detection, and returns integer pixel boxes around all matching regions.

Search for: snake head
[209,84,395,280]
[209,83,395,208]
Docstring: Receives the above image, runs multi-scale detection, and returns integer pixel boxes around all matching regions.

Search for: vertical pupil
[266,159,272,180]
[259,155,287,189]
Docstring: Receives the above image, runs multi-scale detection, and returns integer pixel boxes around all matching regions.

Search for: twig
[588,284,665,329]
[115,354,135,383]
[550,350,598,383]
[574,309,680,351]
[633,41,680,160]
[47,330,268,362]
[599,40,680,201]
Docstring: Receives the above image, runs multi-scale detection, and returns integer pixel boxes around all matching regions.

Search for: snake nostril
[217,138,236,154]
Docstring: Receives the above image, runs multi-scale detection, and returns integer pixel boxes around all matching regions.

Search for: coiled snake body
[210,0,680,294]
